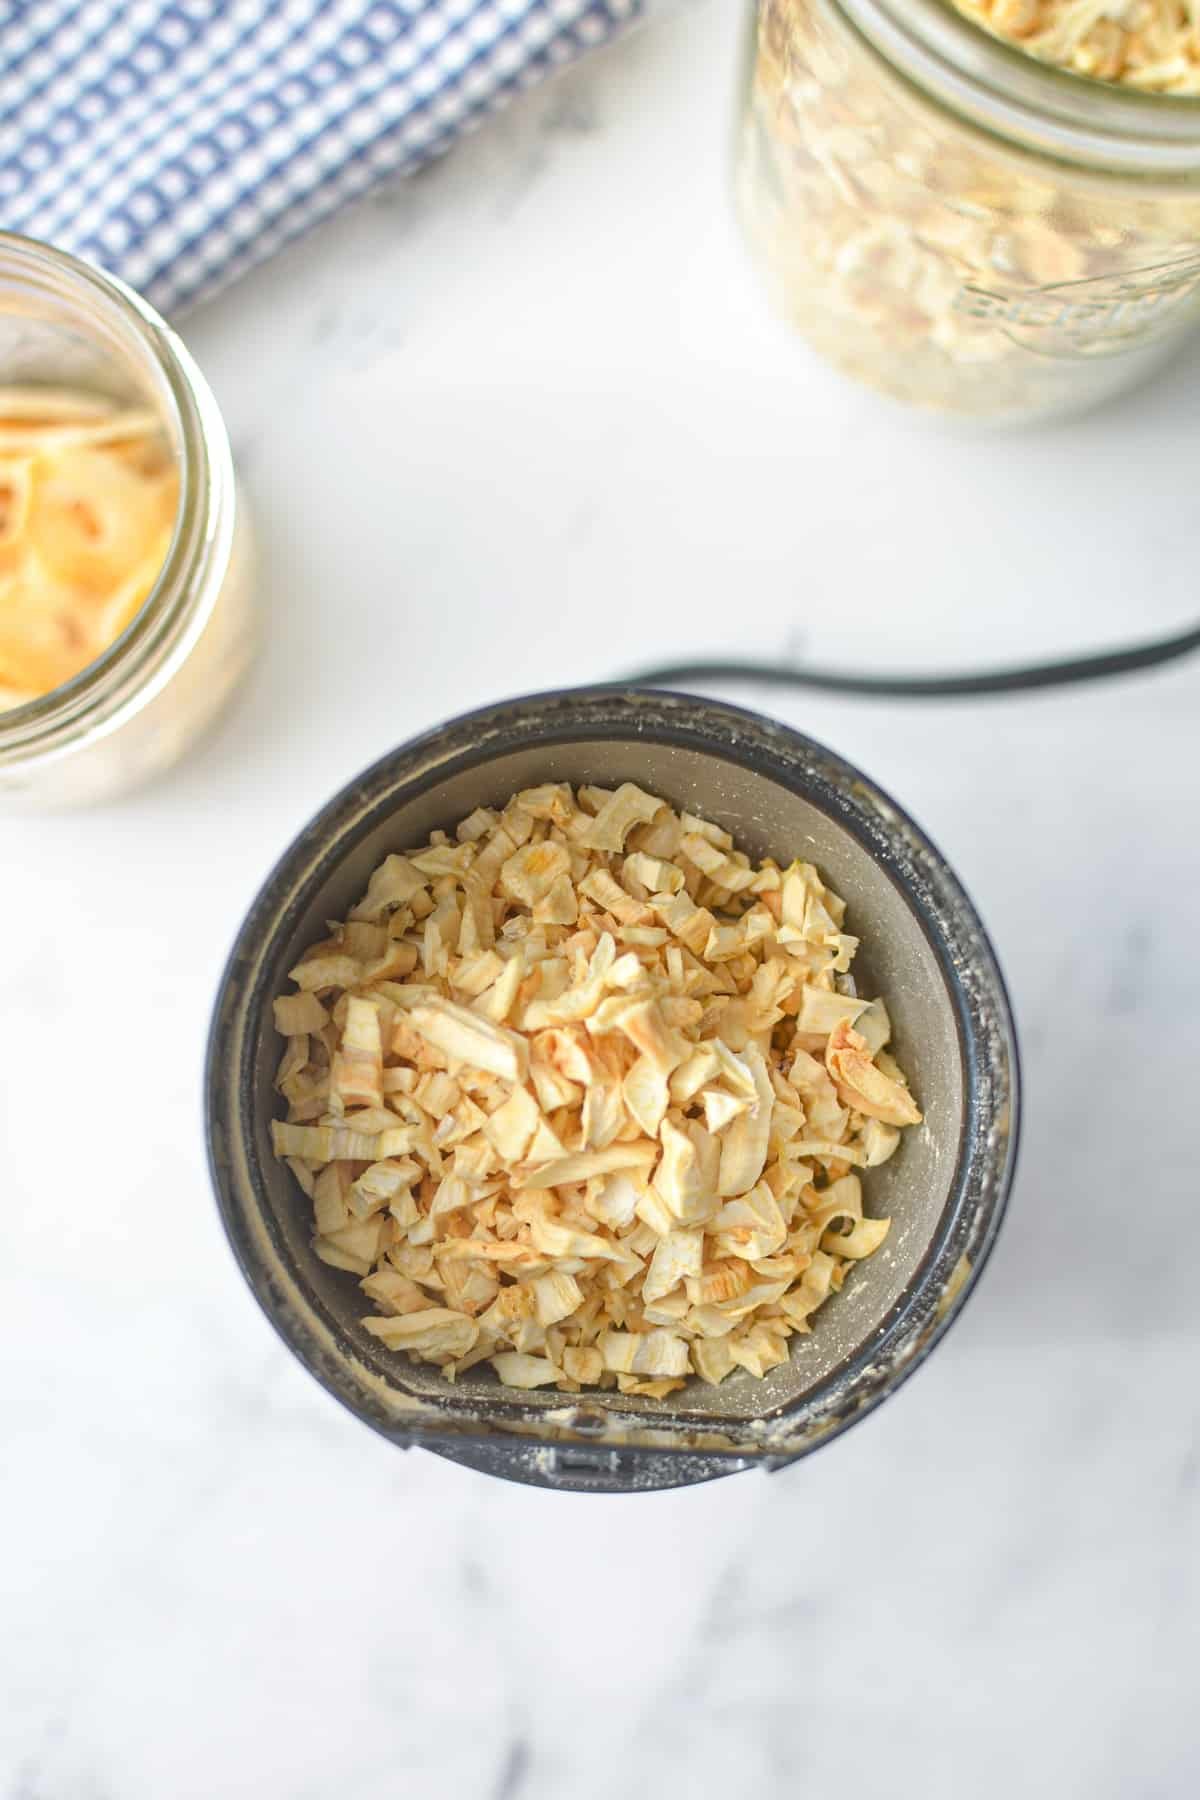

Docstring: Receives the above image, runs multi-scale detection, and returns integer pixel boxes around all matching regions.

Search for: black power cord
[625,616,1200,700]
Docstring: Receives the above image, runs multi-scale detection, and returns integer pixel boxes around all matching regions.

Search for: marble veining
[2,4,1198,1796]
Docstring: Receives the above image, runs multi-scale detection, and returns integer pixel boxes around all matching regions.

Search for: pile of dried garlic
[946,0,1200,94]
[270,784,921,1397]
[0,388,178,711]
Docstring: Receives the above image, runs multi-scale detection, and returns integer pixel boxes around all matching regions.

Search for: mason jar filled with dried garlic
[0,235,253,808]
[741,0,1200,419]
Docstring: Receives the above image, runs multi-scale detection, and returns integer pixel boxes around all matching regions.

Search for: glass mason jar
[739,0,1200,421]
[0,235,253,809]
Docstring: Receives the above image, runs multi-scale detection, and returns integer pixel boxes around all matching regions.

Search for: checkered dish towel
[2,0,642,315]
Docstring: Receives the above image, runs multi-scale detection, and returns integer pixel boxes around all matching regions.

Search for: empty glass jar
[740,0,1200,420]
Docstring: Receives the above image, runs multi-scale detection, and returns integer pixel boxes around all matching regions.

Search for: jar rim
[0,234,234,768]
[835,0,1200,171]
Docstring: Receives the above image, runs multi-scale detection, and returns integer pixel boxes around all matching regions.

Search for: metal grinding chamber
[205,689,1019,1492]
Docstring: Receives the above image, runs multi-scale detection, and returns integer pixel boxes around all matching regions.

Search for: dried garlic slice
[0,389,178,709]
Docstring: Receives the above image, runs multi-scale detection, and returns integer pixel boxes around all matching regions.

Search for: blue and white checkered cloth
[2,0,642,314]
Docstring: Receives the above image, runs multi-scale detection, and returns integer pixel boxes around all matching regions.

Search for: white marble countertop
[4,4,1199,1795]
